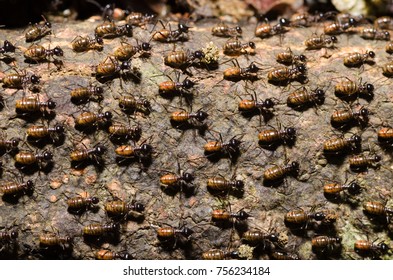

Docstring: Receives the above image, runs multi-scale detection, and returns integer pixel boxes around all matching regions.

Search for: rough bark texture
[1,15,393,260]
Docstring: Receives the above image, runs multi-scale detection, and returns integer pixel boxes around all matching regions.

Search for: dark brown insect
[267,65,307,83]
[23,44,63,62]
[323,134,361,154]
[349,153,381,169]
[118,95,150,114]
[170,109,208,126]
[152,22,190,43]
[163,49,204,69]
[375,16,393,30]
[156,226,193,240]
[39,233,72,248]
[304,34,337,49]
[114,143,152,159]
[360,27,390,40]
[67,194,99,211]
[104,200,144,216]
[160,172,194,190]
[276,48,307,66]
[223,62,261,81]
[378,127,393,145]
[70,85,104,103]
[0,230,18,243]
[270,250,300,260]
[334,79,374,98]
[15,96,56,114]
[330,107,369,126]
[108,123,141,141]
[223,37,256,56]
[363,201,393,219]
[211,208,250,223]
[238,97,275,113]
[354,240,390,258]
[96,249,131,260]
[83,222,119,236]
[113,40,152,61]
[159,77,195,95]
[25,16,52,42]
[311,235,341,251]
[0,180,34,197]
[242,230,280,245]
[71,35,103,52]
[95,19,132,38]
[204,137,241,156]
[343,51,375,67]
[1,72,40,89]
[258,127,296,147]
[14,150,53,166]
[74,111,112,128]
[263,161,299,182]
[255,18,289,38]
[0,40,16,55]
[284,208,337,227]
[287,87,325,108]
[70,144,106,163]
[382,61,393,77]
[211,22,242,37]
[26,124,64,142]
[95,56,131,79]
[324,20,355,35]
[323,181,361,196]
[206,176,244,192]
[202,249,240,260]
[0,136,20,151]
[126,12,155,27]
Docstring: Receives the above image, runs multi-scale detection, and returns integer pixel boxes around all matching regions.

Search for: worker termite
[360,27,390,40]
[74,111,112,131]
[211,22,242,37]
[0,180,34,198]
[378,127,393,146]
[211,208,251,225]
[26,123,65,145]
[114,142,153,165]
[343,51,375,67]
[108,123,142,142]
[263,161,299,184]
[258,126,296,149]
[95,18,132,38]
[284,207,337,229]
[118,95,151,115]
[96,249,132,260]
[204,135,242,161]
[223,61,262,82]
[348,153,381,171]
[270,250,300,260]
[311,235,341,254]
[324,20,355,35]
[71,35,104,53]
[126,12,155,27]
[0,70,40,90]
[375,16,393,30]
[385,41,393,54]
[323,134,362,154]
[156,224,194,247]
[323,180,362,200]
[39,232,72,249]
[67,193,100,214]
[163,49,204,71]
[330,106,369,129]
[83,222,120,236]
[202,249,240,260]
[169,109,208,130]
[0,40,16,57]
[113,40,152,61]
[334,78,374,101]
[104,200,144,218]
[255,18,290,39]
[152,21,190,43]
[0,136,20,152]
[354,239,390,259]
[382,60,393,77]
[287,87,325,109]
[70,85,104,104]
[23,44,64,65]
[25,15,52,42]
[206,175,244,195]
[14,149,53,171]
[267,64,307,84]
[223,37,256,57]
[242,229,281,248]
[0,230,18,243]
[70,144,106,168]
[276,48,307,66]
[158,76,195,102]
[304,34,337,50]
[95,56,132,80]
[363,201,393,223]
[15,96,56,117]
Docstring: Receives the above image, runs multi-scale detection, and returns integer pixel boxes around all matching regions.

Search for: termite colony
[1,4,393,260]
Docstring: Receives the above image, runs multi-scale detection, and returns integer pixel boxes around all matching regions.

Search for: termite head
[47,100,57,110]
[43,150,53,161]
[53,46,64,57]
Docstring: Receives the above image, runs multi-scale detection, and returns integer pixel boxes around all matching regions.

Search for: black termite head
[140,143,153,154]
[285,127,296,137]
[95,86,104,94]
[3,40,16,52]
[238,210,251,220]
[365,83,374,93]
[26,180,35,191]
[350,134,362,145]
[54,125,65,134]
[53,46,64,57]
[296,64,307,73]
[299,54,307,62]
[279,18,290,26]
[228,138,241,149]
[133,202,145,212]
[235,180,244,189]
[264,98,275,108]
[195,110,209,122]
[372,155,382,162]
[368,51,376,58]
[30,75,41,84]
[379,242,390,253]
[43,150,53,161]
[193,50,204,59]
[348,182,361,195]
[10,231,19,239]
[315,89,325,98]
[360,108,369,117]
[266,233,279,242]
[235,26,242,34]
[91,197,100,204]
[9,137,21,148]
[182,227,194,238]
[289,161,300,174]
[183,78,195,89]
[313,211,326,221]
[141,42,152,51]
[47,100,57,110]
[120,61,131,70]
[103,111,113,120]
[330,36,338,43]
[248,41,256,49]
[183,172,194,182]
[178,22,190,33]
[248,62,260,73]
[94,145,107,155]
[95,35,104,45]
[229,251,240,258]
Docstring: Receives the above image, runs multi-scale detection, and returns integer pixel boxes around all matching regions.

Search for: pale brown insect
[304,34,337,49]
[70,85,104,103]
[223,62,261,81]
[39,232,72,248]
[330,107,369,127]
[378,127,393,145]
[287,87,325,108]
[349,153,381,169]
[74,111,112,128]
[223,37,256,56]
[15,96,56,114]
[343,51,375,67]
[276,48,307,66]
[202,249,239,260]
[255,18,289,38]
[71,35,103,52]
[96,249,131,260]
[360,27,390,40]
[24,44,63,62]
[375,16,393,30]
[152,22,190,43]
[267,65,307,83]
[113,41,151,61]
[211,22,242,37]
[263,161,299,182]
[95,56,131,79]
[67,195,99,212]
[284,208,337,227]
[0,180,34,197]
[323,134,361,154]
[311,236,341,251]
[83,223,119,236]
[14,150,53,166]
[382,61,393,77]
[104,200,144,216]
[126,12,155,27]
[0,72,40,89]
[354,240,390,258]
[25,16,52,42]
[95,19,132,38]
[206,176,244,192]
